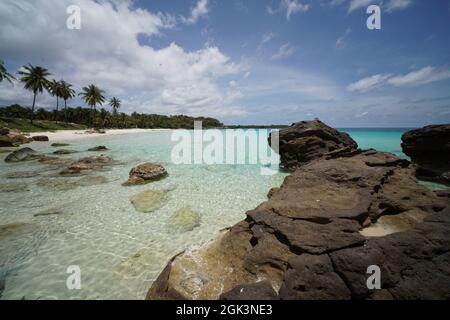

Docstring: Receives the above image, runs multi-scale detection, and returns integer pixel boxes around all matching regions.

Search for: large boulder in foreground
[122,163,168,186]
[147,150,450,300]
[401,124,450,183]
[269,119,358,169]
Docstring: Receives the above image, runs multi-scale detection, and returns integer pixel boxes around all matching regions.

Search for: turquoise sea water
[0,128,430,300]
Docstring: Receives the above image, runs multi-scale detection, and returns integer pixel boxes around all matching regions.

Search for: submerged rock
[37,175,108,191]
[4,147,39,163]
[401,124,450,184]
[0,182,29,193]
[167,207,201,232]
[130,189,169,213]
[59,155,114,175]
[123,163,168,186]
[88,146,109,151]
[0,223,34,240]
[32,135,49,142]
[148,148,450,300]
[269,119,358,169]
[51,143,70,147]
[53,149,78,155]
[5,171,40,179]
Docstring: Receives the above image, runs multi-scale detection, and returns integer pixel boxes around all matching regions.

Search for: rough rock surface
[147,149,450,300]
[401,124,450,184]
[0,136,16,147]
[4,147,40,162]
[59,155,115,175]
[122,163,168,186]
[269,119,358,169]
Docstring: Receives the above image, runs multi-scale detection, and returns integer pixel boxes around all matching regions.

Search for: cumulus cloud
[182,0,209,25]
[0,0,244,118]
[348,66,450,92]
[326,0,413,13]
[271,43,296,60]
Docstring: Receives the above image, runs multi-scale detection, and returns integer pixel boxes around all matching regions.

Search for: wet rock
[53,149,78,155]
[269,119,358,169]
[34,208,65,217]
[167,207,201,232]
[123,163,168,186]
[51,143,70,147]
[32,135,49,142]
[88,146,109,151]
[401,124,450,183]
[148,147,450,300]
[130,189,169,213]
[59,155,114,175]
[0,136,16,147]
[4,147,39,162]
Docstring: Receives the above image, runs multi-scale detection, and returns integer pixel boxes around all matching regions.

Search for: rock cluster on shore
[123,163,168,186]
[401,124,450,184]
[147,120,450,300]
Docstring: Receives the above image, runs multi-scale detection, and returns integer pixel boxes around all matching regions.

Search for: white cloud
[387,66,450,87]
[0,0,245,118]
[266,0,310,21]
[283,0,310,20]
[348,66,450,92]
[348,0,372,13]
[347,74,392,92]
[261,32,276,46]
[271,43,296,60]
[182,0,209,25]
[385,0,413,12]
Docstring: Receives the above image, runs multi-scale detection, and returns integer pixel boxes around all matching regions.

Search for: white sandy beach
[29,128,171,142]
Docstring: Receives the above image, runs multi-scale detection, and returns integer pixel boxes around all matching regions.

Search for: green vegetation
[0,60,16,84]
[0,104,223,131]
[0,116,86,132]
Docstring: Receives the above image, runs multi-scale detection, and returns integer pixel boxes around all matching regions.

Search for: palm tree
[49,80,64,123]
[60,81,76,124]
[79,84,105,128]
[18,64,51,123]
[0,60,16,84]
[109,97,121,115]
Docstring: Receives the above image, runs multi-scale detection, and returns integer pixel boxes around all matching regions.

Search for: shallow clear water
[0,128,442,300]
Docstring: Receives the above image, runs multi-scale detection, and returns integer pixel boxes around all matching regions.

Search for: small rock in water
[130,189,169,213]
[51,143,70,147]
[4,147,39,163]
[167,207,201,232]
[0,136,16,147]
[0,223,34,240]
[5,171,40,179]
[53,149,78,155]
[37,178,78,191]
[88,146,109,151]
[123,163,168,186]
[32,135,49,142]
[60,155,114,175]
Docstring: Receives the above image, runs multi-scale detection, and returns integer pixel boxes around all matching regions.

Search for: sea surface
[0,128,442,300]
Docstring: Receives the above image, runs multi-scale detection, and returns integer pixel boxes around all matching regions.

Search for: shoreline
[29,128,172,142]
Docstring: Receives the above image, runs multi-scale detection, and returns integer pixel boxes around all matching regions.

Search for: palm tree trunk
[30,92,36,124]
[64,99,68,124]
[55,96,59,124]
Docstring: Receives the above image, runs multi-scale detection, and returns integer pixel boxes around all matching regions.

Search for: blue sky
[0,0,449,127]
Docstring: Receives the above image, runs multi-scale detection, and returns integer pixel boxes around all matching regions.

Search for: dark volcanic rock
[53,149,78,155]
[269,119,358,169]
[147,146,450,300]
[0,136,16,147]
[88,146,109,152]
[4,147,40,162]
[122,163,168,186]
[51,143,70,147]
[401,124,450,183]
[32,135,49,142]
[0,128,10,136]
